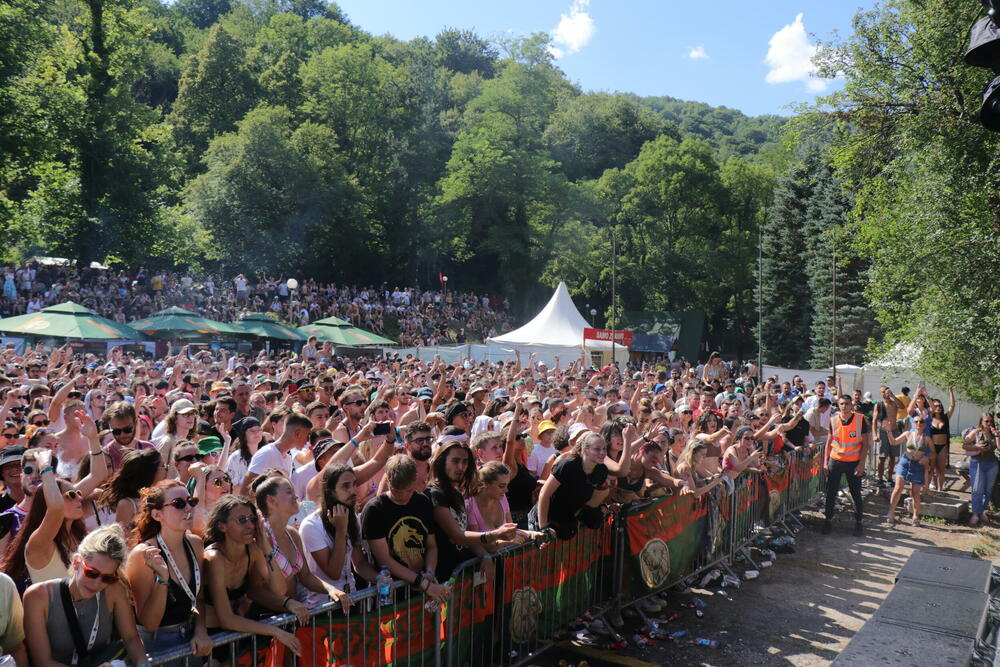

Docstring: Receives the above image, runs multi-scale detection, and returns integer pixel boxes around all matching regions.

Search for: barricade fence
[146,452,828,666]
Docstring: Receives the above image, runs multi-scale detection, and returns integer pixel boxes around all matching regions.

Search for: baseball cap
[170,398,197,415]
[312,438,340,461]
[492,388,510,399]
[0,445,25,468]
[445,402,469,424]
[197,437,223,455]
[416,387,433,400]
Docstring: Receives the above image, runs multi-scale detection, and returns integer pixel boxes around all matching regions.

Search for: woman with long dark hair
[202,494,301,655]
[425,441,517,581]
[97,448,167,530]
[125,480,212,665]
[1,449,87,587]
[301,464,379,608]
[226,416,265,488]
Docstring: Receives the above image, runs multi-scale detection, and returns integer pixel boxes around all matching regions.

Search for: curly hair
[130,479,188,545]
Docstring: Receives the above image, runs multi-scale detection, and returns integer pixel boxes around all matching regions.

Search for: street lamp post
[590,308,597,327]
[442,275,448,297]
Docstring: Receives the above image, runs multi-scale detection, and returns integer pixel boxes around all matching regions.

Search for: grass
[919,515,948,525]
[972,526,1000,558]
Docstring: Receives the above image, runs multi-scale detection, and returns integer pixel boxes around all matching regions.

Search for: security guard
[823,394,872,536]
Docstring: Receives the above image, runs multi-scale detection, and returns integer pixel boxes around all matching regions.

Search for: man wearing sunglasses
[0,445,25,514]
[102,401,155,474]
[332,386,367,445]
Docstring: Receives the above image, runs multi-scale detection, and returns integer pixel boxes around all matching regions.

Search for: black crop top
[160,537,198,626]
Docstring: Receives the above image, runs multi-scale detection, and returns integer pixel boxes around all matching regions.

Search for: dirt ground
[541,461,1000,667]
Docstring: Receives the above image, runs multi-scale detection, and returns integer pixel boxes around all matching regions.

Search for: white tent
[486,282,629,366]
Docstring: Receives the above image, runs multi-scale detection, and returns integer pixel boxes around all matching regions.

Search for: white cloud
[549,0,595,59]
[764,13,828,92]
[686,45,709,60]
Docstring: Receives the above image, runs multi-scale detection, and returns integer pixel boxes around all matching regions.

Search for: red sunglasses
[82,563,119,584]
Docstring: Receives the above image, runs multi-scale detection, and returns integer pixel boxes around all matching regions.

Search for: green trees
[817,0,1000,404]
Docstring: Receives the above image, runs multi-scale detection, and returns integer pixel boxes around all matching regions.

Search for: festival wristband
[350,438,359,448]
[40,466,56,475]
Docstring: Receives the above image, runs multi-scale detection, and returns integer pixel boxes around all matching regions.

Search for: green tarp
[0,302,145,340]
[230,313,306,341]
[298,316,397,346]
[129,306,241,339]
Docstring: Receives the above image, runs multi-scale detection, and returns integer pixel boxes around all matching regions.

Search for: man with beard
[102,401,155,473]
[376,421,433,496]
[0,446,25,514]
[332,385,367,444]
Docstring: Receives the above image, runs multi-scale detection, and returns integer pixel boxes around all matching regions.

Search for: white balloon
[286,278,298,290]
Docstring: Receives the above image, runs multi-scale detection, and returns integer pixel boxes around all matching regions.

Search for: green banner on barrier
[624,494,707,593]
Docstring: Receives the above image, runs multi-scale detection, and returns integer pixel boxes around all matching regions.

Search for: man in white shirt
[806,397,833,450]
[240,412,312,496]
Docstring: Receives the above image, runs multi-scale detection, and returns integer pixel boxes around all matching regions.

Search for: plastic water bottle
[692,597,707,609]
[377,567,392,607]
[668,630,688,640]
[423,578,454,613]
[696,638,719,648]
[760,560,773,568]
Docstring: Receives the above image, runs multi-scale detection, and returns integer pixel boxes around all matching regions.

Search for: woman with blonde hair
[22,523,148,666]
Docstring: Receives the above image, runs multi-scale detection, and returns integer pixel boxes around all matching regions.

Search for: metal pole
[832,230,837,374]
[611,228,617,367]
[757,222,763,373]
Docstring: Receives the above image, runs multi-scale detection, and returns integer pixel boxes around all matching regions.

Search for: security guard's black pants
[825,458,864,522]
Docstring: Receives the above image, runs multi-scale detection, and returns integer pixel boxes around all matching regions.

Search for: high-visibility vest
[830,412,863,462]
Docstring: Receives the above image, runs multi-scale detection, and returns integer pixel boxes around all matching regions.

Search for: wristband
[40,466,56,475]
[282,595,292,610]
[412,573,423,590]
[349,438,359,448]
[153,574,168,586]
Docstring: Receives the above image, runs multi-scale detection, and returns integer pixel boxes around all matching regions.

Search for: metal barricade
[143,456,835,667]
[146,579,442,667]
[444,513,617,666]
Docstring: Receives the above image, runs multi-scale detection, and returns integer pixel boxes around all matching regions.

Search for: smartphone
[373,422,392,436]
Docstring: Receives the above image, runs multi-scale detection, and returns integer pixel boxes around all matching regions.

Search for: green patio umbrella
[129,306,241,339]
[298,316,397,346]
[0,302,145,340]
[230,313,306,341]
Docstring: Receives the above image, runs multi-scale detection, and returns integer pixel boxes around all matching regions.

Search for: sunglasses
[111,425,134,436]
[82,563,119,584]
[64,489,83,501]
[344,399,366,406]
[232,514,259,525]
[10,407,24,413]
[175,454,198,463]
[92,394,105,400]
[22,464,37,475]
[211,476,232,487]
[2,433,17,439]
[189,383,201,388]
[32,419,50,427]
[165,497,199,510]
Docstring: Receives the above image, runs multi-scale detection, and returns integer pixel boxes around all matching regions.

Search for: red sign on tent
[584,328,633,346]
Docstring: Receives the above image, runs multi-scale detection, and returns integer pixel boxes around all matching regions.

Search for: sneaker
[821,520,832,535]
[853,522,864,537]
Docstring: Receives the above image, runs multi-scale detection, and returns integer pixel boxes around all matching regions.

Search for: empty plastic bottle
[377,567,392,607]
[695,638,719,648]
[668,630,689,640]
[424,578,455,613]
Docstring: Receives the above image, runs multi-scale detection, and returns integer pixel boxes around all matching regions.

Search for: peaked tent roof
[298,317,397,346]
[230,313,306,341]
[488,282,615,350]
[0,302,145,340]
[129,306,242,338]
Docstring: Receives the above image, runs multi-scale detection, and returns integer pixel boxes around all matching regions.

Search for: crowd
[0,341,978,666]
[0,262,514,344]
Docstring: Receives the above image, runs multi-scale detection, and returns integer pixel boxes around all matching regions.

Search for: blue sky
[336,0,877,117]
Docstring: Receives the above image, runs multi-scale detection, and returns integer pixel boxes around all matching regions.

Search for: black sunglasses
[10,407,25,413]
[32,419,50,427]
[344,399,366,406]
[110,425,134,436]
[2,433,17,439]
[165,497,199,510]
[233,514,258,525]
[175,454,198,463]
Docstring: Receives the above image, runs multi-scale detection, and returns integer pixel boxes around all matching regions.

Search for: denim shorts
[139,623,202,667]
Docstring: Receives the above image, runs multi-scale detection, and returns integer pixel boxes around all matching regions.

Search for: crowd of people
[0,341,976,665]
[0,262,514,345]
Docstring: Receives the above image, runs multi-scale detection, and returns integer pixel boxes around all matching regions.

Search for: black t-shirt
[548,457,609,526]
[361,492,435,571]
[424,484,468,582]
[0,491,15,514]
[506,463,536,515]
[783,415,810,448]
